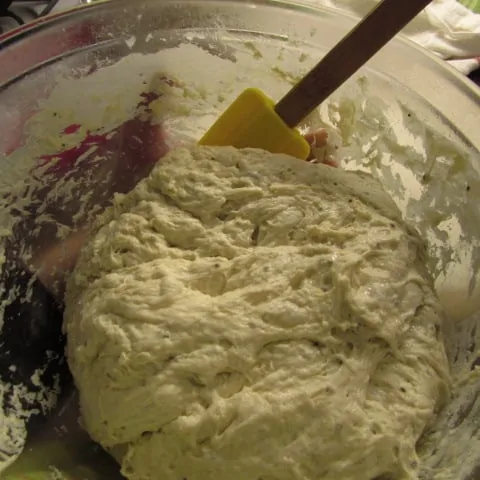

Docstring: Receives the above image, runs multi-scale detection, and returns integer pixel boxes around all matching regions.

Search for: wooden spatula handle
[275,0,432,127]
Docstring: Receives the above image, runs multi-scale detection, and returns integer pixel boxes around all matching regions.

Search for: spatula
[199,0,432,159]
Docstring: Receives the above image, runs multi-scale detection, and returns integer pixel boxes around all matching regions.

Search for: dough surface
[64,146,450,480]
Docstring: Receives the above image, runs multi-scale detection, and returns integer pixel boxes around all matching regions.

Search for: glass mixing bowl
[0,0,480,478]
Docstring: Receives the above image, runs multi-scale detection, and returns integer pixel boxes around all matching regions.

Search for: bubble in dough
[64,146,450,480]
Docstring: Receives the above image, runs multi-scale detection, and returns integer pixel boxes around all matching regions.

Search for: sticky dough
[64,146,450,480]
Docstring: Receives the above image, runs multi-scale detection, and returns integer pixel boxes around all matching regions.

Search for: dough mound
[64,146,450,480]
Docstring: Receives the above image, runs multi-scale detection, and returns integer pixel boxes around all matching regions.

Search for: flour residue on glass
[0,363,60,472]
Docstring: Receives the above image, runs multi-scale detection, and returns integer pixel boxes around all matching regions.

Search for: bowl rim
[0,0,480,79]
[1,0,479,95]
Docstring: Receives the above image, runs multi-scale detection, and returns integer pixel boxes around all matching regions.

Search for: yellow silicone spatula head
[199,88,311,160]
[199,0,432,160]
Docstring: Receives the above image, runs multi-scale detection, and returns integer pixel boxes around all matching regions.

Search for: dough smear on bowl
[64,145,450,480]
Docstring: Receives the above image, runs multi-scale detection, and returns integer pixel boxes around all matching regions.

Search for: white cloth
[308,0,480,73]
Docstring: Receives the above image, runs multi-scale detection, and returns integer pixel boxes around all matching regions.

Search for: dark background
[469,68,480,88]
